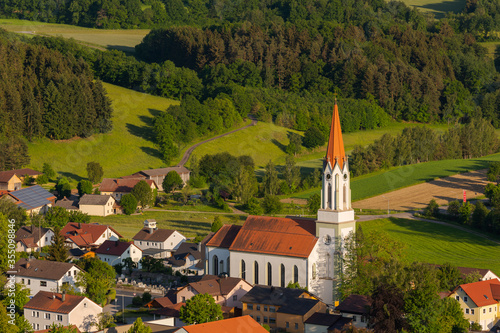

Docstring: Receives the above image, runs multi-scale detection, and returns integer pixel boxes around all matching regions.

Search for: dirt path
[353,169,489,211]
[177,115,257,167]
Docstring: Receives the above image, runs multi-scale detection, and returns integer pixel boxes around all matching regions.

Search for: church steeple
[325,100,346,170]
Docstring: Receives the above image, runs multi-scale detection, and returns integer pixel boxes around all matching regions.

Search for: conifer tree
[47,227,68,262]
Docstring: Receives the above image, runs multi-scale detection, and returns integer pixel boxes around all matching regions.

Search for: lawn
[28,83,178,183]
[0,19,149,52]
[90,211,246,239]
[290,151,500,201]
[360,217,500,275]
[399,0,466,19]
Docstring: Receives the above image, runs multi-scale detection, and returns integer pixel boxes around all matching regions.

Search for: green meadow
[400,0,466,19]
[28,83,178,183]
[0,19,149,52]
[361,217,500,275]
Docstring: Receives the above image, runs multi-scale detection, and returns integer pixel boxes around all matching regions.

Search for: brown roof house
[54,197,79,211]
[24,291,102,332]
[132,166,190,191]
[99,178,158,203]
[133,219,186,258]
[95,240,142,268]
[241,285,327,333]
[173,315,268,333]
[0,171,22,191]
[304,312,353,332]
[15,226,55,253]
[176,275,253,309]
[60,222,122,250]
[14,258,83,296]
[335,294,370,329]
[78,194,116,217]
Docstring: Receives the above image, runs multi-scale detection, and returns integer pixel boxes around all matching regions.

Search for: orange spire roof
[326,100,346,168]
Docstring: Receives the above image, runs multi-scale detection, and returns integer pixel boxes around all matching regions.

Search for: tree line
[0,30,113,142]
[349,119,498,177]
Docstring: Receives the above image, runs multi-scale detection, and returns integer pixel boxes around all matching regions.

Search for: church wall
[206,247,230,276]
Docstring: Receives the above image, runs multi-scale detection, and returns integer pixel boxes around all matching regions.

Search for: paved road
[104,290,138,315]
[177,115,257,167]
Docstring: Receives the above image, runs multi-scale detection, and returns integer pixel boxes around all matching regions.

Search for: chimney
[62,291,66,302]
[78,222,81,229]
[52,294,55,299]
[26,262,30,269]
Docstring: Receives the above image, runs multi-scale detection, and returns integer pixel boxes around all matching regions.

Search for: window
[471,309,475,315]
[269,318,276,324]
[247,304,253,310]
[140,241,142,245]
[213,255,219,276]
[84,303,87,308]
[74,270,77,276]
[256,316,260,322]
[45,325,50,329]
[45,236,48,242]
[267,263,272,286]
[220,260,224,274]
[21,279,24,284]
[264,306,268,312]
[464,296,468,302]
[465,309,470,314]
[490,307,492,313]
[102,234,105,238]
[57,315,63,321]
[257,305,261,311]
[28,279,30,285]
[353,315,357,322]
[455,295,459,301]
[254,261,259,284]
[241,260,246,280]
[233,295,237,301]
[40,281,47,287]
[269,306,276,313]
[483,309,486,314]
[286,322,289,328]
[295,323,299,329]
[45,313,50,319]
[68,271,71,276]
[280,264,285,288]
[264,317,268,323]
[294,265,298,283]
[182,296,186,302]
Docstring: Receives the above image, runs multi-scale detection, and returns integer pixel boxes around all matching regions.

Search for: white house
[78,194,116,217]
[206,101,356,305]
[60,222,122,250]
[15,226,54,253]
[24,291,102,332]
[133,219,186,258]
[95,240,142,267]
[14,258,83,296]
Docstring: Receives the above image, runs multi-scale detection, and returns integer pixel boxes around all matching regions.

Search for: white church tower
[313,100,356,305]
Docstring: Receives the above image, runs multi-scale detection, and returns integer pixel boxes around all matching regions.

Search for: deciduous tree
[131,180,153,208]
[76,257,115,306]
[77,180,93,197]
[120,194,137,215]
[86,162,104,184]
[162,171,184,193]
[179,293,223,324]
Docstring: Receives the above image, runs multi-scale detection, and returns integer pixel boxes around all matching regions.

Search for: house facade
[95,240,142,267]
[176,275,252,308]
[78,194,115,216]
[14,259,83,296]
[449,279,500,330]
[206,101,355,305]
[15,226,54,253]
[132,166,191,191]
[335,294,370,329]
[60,222,122,250]
[0,173,22,191]
[99,178,157,202]
[24,292,102,332]
[133,219,186,258]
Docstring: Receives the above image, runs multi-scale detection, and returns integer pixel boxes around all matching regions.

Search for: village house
[60,222,122,251]
[78,194,116,216]
[133,219,186,258]
[14,258,83,296]
[0,172,22,191]
[131,166,191,191]
[240,285,327,332]
[6,185,56,214]
[166,242,204,275]
[24,291,102,332]
[95,240,142,268]
[15,226,54,253]
[449,279,500,330]
[304,312,352,333]
[173,315,268,333]
[54,197,79,212]
[176,275,253,308]
[335,294,370,329]
[99,178,157,202]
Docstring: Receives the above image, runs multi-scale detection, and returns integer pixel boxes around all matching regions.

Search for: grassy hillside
[290,151,500,201]
[361,217,500,275]
[400,0,466,19]
[0,19,149,52]
[28,83,178,182]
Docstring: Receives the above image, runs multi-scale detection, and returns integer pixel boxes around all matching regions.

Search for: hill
[27,83,177,182]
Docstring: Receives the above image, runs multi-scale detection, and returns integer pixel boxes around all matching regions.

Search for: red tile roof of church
[326,100,346,169]
[228,215,317,258]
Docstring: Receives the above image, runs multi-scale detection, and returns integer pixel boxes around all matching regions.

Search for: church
[205,101,356,305]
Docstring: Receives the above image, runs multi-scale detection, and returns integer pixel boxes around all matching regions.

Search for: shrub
[142,292,152,304]
[447,200,460,218]
[423,199,439,218]
[132,296,142,306]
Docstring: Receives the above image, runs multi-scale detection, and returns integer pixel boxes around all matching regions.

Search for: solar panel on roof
[11,186,53,209]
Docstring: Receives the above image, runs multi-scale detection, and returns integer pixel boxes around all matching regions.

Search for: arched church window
[254,261,259,284]
[294,265,298,283]
[213,255,219,276]
[280,264,285,287]
[241,260,246,280]
[219,260,224,275]
[267,263,272,286]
